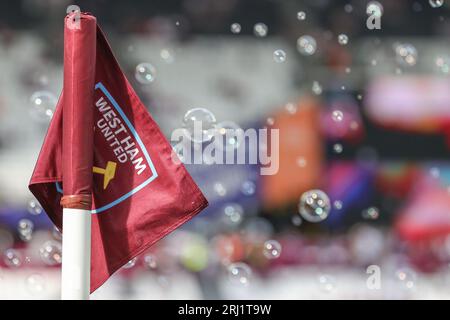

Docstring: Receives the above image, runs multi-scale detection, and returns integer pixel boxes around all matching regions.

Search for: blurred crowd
[1,0,450,299]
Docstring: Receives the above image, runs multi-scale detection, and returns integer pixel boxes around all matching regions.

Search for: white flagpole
[61,208,91,300]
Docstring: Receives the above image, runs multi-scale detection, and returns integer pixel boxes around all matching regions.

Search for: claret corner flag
[28,12,208,293]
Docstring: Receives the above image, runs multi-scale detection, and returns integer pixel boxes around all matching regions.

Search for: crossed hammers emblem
[92,161,117,189]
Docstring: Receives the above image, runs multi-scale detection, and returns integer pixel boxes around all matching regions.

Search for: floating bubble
[333,143,343,154]
[367,1,383,17]
[285,103,297,114]
[27,199,43,216]
[144,254,158,270]
[241,180,256,196]
[17,219,34,242]
[362,207,380,220]
[123,257,137,269]
[338,34,349,45]
[395,43,418,67]
[298,189,331,223]
[318,274,336,293]
[395,268,416,290]
[182,108,217,143]
[160,48,175,64]
[291,215,303,226]
[312,81,322,95]
[230,23,241,34]
[296,156,307,168]
[135,62,156,84]
[435,56,450,74]
[430,167,440,178]
[223,203,243,226]
[429,0,444,8]
[273,49,287,63]
[253,23,268,37]
[344,4,353,13]
[263,240,282,259]
[297,35,317,56]
[266,117,275,126]
[39,240,62,266]
[30,91,56,121]
[332,110,344,122]
[227,262,252,286]
[3,249,22,268]
[297,11,306,20]
[333,200,343,210]
[213,182,227,197]
[214,121,243,151]
[25,274,45,295]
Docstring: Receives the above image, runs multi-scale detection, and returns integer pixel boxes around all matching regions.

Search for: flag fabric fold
[29,13,208,292]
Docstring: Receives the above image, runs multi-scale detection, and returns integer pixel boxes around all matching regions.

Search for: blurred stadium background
[1,0,450,299]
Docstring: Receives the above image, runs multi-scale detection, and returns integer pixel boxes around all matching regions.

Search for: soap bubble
[263,240,282,259]
[362,207,380,220]
[318,274,336,293]
[367,1,383,17]
[25,274,45,295]
[135,62,156,84]
[182,108,217,143]
[429,0,444,8]
[273,49,287,63]
[27,199,43,215]
[435,56,450,74]
[395,268,416,290]
[312,81,322,95]
[144,254,158,270]
[338,34,349,45]
[30,91,56,121]
[296,156,307,168]
[160,48,175,64]
[39,240,62,266]
[395,43,417,67]
[298,189,331,223]
[333,143,343,154]
[332,110,344,122]
[17,219,34,242]
[285,102,297,114]
[291,215,303,226]
[222,203,244,226]
[253,23,268,37]
[333,200,343,210]
[214,121,243,151]
[297,11,306,20]
[241,180,256,196]
[227,262,252,286]
[230,23,241,34]
[3,249,22,268]
[297,35,317,55]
